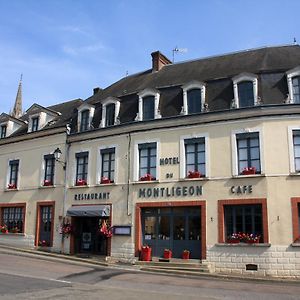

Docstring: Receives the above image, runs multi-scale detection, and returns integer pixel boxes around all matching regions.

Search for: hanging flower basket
[99,220,113,238]
[59,221,73,237]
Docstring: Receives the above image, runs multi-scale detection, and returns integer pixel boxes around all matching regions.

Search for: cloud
[62,42,107,56]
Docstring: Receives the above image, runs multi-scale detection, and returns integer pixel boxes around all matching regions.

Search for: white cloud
[62,42,107,56]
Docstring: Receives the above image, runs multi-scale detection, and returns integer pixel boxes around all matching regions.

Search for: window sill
[4,188,18,192]
[215,243,271,247]
[96,183,116,187]
[179,177,209,182]
[0,233,25,236]
[289,172,300,176]
[132,180,159,185]
[69,185,89,189]
[39,185,55,189]
[291,243,300,247]
[232,173,265,179]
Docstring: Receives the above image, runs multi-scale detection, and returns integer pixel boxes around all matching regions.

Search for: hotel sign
[138,185,202,198]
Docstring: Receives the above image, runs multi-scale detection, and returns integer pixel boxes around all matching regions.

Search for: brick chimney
[93,87,101,95]
[151,51,172,72]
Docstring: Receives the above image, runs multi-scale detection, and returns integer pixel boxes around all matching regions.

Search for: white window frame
[77,104,95,132]
[180,133,210,179]
[40,152,56,187]
[231,127,264,176]
[232,73,258,108]
[100,97,120,128]
[71,149,91,186]
[28,113,41,133]
[181,81,206,115]
[137,88,161,121]
[96,144,118,184]
[288,125,300,173]
[286,66,300,103]
[133,138,160,181]
[0,122,7,138]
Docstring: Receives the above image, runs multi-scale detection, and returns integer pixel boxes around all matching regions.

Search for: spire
[11,74,23,118]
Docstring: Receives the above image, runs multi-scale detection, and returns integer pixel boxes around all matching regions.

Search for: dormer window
[286,67,300,103]
[80,110,90,132]
[100,97,120,128]
[137,88,161,121]
[31,117,39,132]
[1,124,7,138]
[77,103,95,132]
[232,73,258,108]
[182,81,206,115]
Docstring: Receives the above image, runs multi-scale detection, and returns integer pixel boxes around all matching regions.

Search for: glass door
[38,206,52,246]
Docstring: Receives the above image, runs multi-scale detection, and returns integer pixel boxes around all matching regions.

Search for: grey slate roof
[84,45,300,128]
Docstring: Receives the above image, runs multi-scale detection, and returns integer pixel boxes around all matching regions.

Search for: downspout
[127,133,131,216]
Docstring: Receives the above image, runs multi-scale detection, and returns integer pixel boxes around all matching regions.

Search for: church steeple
[11,74,23,118]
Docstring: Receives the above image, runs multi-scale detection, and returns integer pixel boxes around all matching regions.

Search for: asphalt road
[0,250,300,300]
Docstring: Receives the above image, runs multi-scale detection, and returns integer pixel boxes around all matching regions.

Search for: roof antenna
[172,46,188,63]
[294,37,297,44]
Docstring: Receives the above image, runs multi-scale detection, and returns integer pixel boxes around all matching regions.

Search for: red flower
[7,183,16,189]
[76,179,87,186]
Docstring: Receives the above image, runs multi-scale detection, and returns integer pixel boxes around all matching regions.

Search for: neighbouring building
[1,45,300,278]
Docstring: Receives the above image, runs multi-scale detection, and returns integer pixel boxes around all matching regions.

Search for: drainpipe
[127,133,131,216]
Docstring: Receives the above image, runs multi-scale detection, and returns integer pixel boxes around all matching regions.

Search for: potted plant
[100,176,112,184]
[140,173,155,181]
[43,179,53,186]
[76,178,87,186]
[227,233,241,244]
[244,233,261,244]
[163,248,172,259]
[38,240,49,247]
[141,245,152,261]
[182,249,190,259]
[241,167,256,175]
[187,170,201,178]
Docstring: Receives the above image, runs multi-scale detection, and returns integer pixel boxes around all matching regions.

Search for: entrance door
[38,206,53,246]
[73,217,108,255]
[142,207,201,259]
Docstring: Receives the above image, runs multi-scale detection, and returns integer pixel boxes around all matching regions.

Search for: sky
[0,0,300,114]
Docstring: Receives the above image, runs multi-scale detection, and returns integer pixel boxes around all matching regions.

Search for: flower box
[187,171,201,178]
[43,180,53,186]
[0,225,8,234]
[140,174,155,181]
[163,249,172,259]
[182,250,190,259]
[100,177,112,184]
[7,183,17,189]
[241,167,256,175]
[227,239,240,244]
[76,179,87,186]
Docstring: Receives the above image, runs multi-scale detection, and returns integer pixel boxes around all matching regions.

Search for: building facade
[1,45,300,278]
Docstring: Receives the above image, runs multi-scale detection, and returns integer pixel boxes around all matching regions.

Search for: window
[1,125,7,138]
[137,88,161,121]
[1,206,24,233]
[292,76,300,103]
[224,204,263,242]
[185,138,205,178]
[31,117,39,132]
[187,89,202,114]
[182,81,206,115]
[105,104,115,127]
[291,198,300,243]
[237,81,254,107]
[292,130,300,172]
[8,160,19,189]
[100,148,115,183]
[139,143,157,180]
[236,133,260,175]
[232,73,258,108]
[75,152,88,185]
[80,110,90,132]
[44,154,55,186]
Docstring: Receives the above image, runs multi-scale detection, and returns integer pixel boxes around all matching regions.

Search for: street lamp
[53,147,66,170]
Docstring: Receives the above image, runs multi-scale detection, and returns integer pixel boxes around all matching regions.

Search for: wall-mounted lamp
[53,147,66,170]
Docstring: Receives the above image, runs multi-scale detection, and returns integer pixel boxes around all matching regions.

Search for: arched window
[232,73,258,108]
[100,97,120,128]
[77,103,95,132]
[137,89,161,121]
[181,81,206,115]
